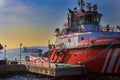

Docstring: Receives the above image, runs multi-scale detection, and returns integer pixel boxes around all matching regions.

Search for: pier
[0,64,27,74]
[26,63,86,77]
[0,60,87,77]
[0,63,120,80]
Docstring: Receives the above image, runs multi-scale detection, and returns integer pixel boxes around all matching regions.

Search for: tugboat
[49,0,120,74]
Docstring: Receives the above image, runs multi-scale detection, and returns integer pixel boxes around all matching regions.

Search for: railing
[101,26,120,32]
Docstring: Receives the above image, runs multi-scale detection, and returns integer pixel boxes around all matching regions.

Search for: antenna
[92,4,97,11]
[86,3,92,11]
[78,0,84,11]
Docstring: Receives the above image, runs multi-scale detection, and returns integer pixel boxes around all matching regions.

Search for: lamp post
[4,45,7,60]
[48,40,50,68]
[20,43,22,64]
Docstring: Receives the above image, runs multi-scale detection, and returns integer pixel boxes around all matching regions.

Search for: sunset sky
[0,0,120,49]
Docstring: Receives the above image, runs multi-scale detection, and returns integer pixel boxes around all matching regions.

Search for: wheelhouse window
[85,14,93,24]
[94,15,100,24]
[78,16,84,25]
[77,13,102,26]
[84,14,101,25]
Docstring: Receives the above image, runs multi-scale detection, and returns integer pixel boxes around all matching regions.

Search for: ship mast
[78,0,84,11]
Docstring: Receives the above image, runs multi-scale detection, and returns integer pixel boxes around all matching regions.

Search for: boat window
[85,14,93,24]
[94,15,100,24]
[68,39,71,42]
[78,16,84,25]
[84,14,101,25]
[81,37,84,40]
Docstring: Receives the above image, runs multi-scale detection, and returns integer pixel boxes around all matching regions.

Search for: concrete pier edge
[0,64,87,77]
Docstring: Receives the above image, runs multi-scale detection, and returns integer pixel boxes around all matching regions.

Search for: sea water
[0,74,84,80]
[0,74,54,80]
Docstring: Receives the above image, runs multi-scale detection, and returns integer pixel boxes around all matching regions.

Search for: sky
[0,0,120,49]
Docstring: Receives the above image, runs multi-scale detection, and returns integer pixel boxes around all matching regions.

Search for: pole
[48,40,50,68]
[4,45,7,60]
[20,43,22,64]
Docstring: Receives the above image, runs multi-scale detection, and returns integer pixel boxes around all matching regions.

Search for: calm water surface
[0,74,53,80]
[0,74,84,80]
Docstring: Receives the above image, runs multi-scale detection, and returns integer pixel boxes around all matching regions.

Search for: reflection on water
[1,74,120,80]
[0,74,53,80]
[0,73,86,80]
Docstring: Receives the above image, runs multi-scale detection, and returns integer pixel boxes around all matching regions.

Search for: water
[0,72,84,80]
[0,74,53,80]
[1,74,120,80]
[0,50,39,61]
[0,46,48,60]
[0,73,86,80]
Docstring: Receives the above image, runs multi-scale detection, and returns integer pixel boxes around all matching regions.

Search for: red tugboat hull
[50,47,120,74]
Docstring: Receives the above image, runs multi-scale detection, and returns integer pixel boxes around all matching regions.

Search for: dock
[0,60,119,80]
[0,64,26,73]
[26,63,86,77]
[0,60,87,77]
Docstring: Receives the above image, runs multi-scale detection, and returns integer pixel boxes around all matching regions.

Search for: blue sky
[0,0,120,48]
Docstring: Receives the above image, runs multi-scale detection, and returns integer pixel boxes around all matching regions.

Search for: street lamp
[4,45,7,60]
[20,43,22,64]
[48,40,50,68]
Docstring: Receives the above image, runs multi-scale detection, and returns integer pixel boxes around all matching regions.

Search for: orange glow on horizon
[0,26,55,49]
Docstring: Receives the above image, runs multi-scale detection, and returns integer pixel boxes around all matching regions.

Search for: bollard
[42,61,43,67]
